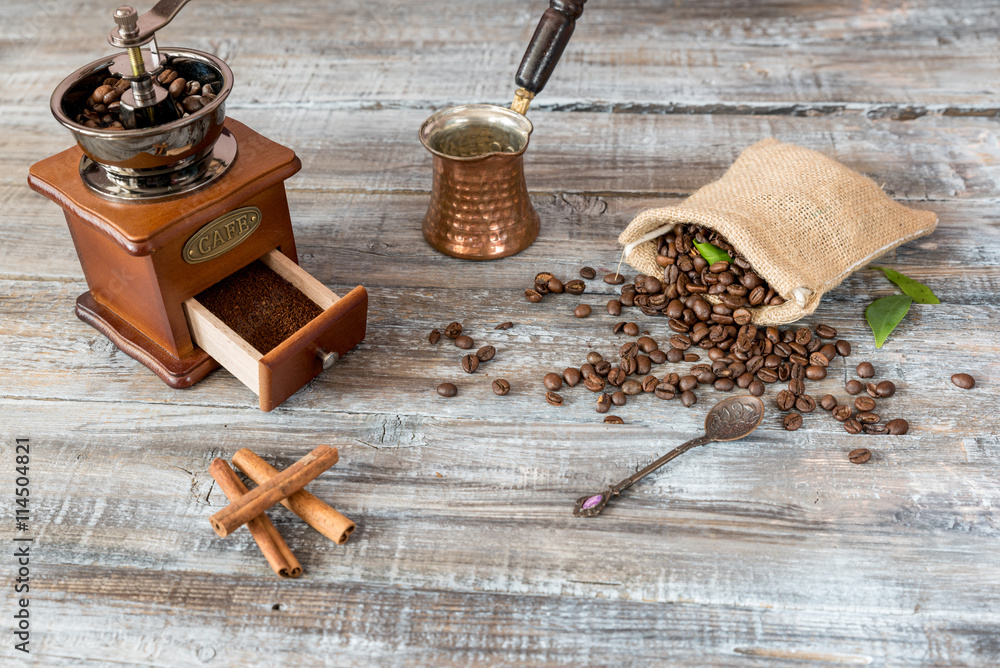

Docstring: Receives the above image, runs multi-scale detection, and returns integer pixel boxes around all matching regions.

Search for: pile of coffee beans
[524,271,588,305]
[812,361,909,435]
[647,223,784,311]
[73,66,220,130]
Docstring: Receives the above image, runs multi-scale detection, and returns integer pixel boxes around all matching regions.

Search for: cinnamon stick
[232,448,356,545]
[209,459,302,578]
[209,444,339,538]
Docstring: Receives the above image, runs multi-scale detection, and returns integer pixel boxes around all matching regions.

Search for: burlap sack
[618,138,938,325]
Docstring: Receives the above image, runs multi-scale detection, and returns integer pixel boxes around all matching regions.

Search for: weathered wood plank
[3,0,1000,111]
[8,108,1000,198]
[13,567,1000,666]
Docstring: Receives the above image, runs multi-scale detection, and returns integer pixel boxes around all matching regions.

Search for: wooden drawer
[184,249,367,411]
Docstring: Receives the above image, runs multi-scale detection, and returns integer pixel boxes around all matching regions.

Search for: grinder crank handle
[515,0,587,96]
[108,0,192,49]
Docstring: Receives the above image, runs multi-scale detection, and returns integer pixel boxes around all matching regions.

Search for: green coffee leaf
[870,267,940,304]
[865,295,912,348]
[693,241,733,265]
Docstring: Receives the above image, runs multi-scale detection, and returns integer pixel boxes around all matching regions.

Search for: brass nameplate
[183,206,262,264]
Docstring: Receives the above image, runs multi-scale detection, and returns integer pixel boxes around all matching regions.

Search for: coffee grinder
[28,0,368,411]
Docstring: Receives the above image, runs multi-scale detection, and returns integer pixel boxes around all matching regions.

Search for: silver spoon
[574,395,765,517]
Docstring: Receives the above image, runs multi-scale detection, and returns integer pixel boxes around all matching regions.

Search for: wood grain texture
[3,0,1000,665]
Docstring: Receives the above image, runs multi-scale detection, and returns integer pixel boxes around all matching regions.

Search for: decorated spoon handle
[573,435,714,517]
[515,0,587,95]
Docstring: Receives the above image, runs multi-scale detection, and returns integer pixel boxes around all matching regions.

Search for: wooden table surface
[3,1,1000,665]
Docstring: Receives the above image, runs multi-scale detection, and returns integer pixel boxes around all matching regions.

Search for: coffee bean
[595,361,612,376]
[951,373,975,389]
[664,348,682,363]
[584,376,606,392]
[623,322,640,337]
[854,396,876,412]
[428,329,441,344]
[612,321,627,335]
[455,335,474,349]
[865,382,879,398]
[636,355,652,375]
[168,77,187,98]
[805,365,827,381]
[678,375,698,392]
[580,266,597,279]
[757,368,778,383]
[574,304,592,318]
[534,280,549,295]
[437,382,457,397]
[604,272,625,285]
[566,279,586,295]
[820,343,838,361]
[809,352,830,368]
[680,390,697,407]
[653,383,677,401]
[863,423,887,435]
[832,405,852,422]
[788,378,805,396]
[876,380,895,398]
[581,363,596,379]
[844,419,863,434]
[477,345,496,362]
[157,69,178,84]
[783,413,803,431]
[595,394,612,413]
[856,362,875,378]
[607,391,625,406]
[736,372,754,388]
[607,367,626,387]
[816,324,837,339]
[857,411,880,424]
[492,379,510,396]
[748,380,765,396]
[620,341,639,359]
[584,352,602,366]
[621,379,642,396]
[563,367,582,387]
[795,328,812,345]
[795,394,816,413]
[546,277,564,294]
[776,390,796,411]
[607,299,623,316]
[642,375,659,393]
[525,288,543,303]
[819,394,837,411]
[604,415,624,424]
[835,340,852,357]
[649,349,667,364]
[846,379,864,395]
[635,336,657,353]
[732,308,752,325]
[684,353,701,362]
[494,321,514,330]
[444,322,463,338]
[714,378,735,392]
[535,272,554,284]
[462,354,479,373]
[848,448,871,463]
[886,418,909,435]
[543,373,563,391]
[546,391,564,406]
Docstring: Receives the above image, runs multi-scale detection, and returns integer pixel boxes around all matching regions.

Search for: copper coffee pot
[420,0,587,260]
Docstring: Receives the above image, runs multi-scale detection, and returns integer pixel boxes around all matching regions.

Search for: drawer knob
[316,349,339,370]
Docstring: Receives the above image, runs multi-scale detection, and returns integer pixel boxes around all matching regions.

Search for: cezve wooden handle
[514,0,587,95]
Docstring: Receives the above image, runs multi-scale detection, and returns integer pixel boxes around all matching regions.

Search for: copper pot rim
[419,104,534,161]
